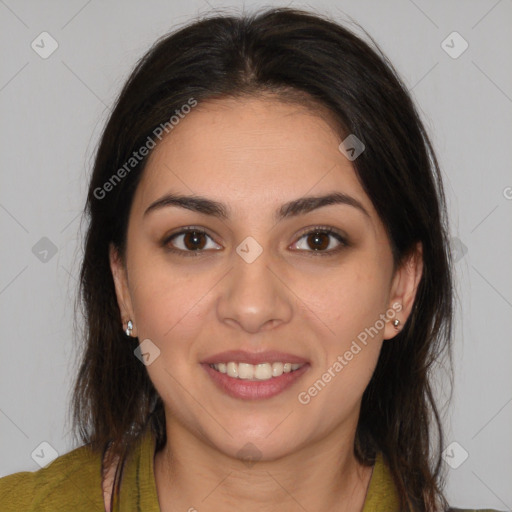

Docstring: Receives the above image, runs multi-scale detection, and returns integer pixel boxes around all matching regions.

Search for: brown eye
[306,232,330,251]
[165,228,222,254]
[182,231,207,250]
[292,227,348,255]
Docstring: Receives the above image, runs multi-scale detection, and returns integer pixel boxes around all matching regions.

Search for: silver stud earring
[125,320,133,337]
[393,319,400,329]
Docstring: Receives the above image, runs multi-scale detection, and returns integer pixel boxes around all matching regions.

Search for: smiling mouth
[208,361,305,381]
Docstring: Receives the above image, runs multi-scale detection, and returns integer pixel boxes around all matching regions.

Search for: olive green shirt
[0,428,503,511]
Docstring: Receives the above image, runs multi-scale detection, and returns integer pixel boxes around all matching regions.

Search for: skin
[108,95,423,512]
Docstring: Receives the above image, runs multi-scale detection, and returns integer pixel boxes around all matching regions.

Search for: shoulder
[0,443,105,512]
[365,452,504,512]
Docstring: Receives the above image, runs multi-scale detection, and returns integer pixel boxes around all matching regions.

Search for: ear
[383,242,423,340]
[109,243,138,338]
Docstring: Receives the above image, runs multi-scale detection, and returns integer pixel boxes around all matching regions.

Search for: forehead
[133,96,375,221]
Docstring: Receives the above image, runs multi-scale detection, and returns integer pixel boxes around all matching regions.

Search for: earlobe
[383,242,423,341]
[109,243,136,337]
[383,301,404,340]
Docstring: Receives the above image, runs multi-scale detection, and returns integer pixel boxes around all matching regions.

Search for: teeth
[226,362,238,378]
[272,362,283,377]
[238,363,254,380]
[209,361,305,381]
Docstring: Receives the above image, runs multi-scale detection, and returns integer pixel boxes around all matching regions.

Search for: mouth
[200,350,310,400]
[208,361,305,381]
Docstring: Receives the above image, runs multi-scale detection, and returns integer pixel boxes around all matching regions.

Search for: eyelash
[162,225,349,258]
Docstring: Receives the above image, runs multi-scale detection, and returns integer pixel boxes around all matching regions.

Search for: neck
[154,419,374,512]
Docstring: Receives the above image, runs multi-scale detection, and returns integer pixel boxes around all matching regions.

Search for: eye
[162,226,348,257]
[163,228,222,256]
[291,226,348,255]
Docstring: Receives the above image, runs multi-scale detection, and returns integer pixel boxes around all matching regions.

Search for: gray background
[0,0,511,510]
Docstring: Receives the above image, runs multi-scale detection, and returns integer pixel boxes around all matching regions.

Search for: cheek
[300,260,390,346]
[297,285,385,420]
[295,258,389,402]
[131,275,206,339]
[128,252,220,357]
[128,266,214,410]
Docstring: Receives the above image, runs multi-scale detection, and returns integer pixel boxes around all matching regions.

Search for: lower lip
[202,363,310,400]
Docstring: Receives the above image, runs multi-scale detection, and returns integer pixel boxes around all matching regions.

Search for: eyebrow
[143,191,370,221]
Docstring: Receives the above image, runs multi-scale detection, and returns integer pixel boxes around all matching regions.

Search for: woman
[0,7,503,512]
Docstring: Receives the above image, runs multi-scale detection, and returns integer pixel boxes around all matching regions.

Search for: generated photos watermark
[93,97,198,200]
[297,302,402,405]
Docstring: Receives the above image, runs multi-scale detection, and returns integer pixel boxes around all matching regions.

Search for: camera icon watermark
[32,237,58,263]
[441,31,468,59]
[31,441,59,468]
[236,442,262,468]
[134,338,161,365]
[338,134,365,161]
[31,32,59,59]
[236,236,263,264]
[450,237,468,263]
[442,441,469,469]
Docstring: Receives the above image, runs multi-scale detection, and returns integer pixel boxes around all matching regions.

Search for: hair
[70,7,454,511]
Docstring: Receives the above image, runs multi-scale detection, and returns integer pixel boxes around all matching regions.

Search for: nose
[216,243,293,334]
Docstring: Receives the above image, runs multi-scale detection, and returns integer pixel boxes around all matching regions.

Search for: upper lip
[201,350,309,365]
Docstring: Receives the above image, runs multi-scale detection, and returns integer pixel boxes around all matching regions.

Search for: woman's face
[110,96,421,461]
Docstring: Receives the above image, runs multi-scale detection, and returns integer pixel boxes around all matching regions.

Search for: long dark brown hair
[70,7,454,511]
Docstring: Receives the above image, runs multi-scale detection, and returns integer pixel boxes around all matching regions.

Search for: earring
[393,319,400,329]
[125,320,133,337]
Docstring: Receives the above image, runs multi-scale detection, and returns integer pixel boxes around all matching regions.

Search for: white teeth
[227,362,238,378]
[271,362,283,377]
[210,361,305,381]
[254,363,273,380]
[238,363,254,380]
